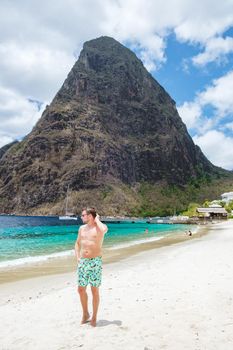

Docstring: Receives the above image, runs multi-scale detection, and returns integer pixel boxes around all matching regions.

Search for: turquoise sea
[0,215,196,268]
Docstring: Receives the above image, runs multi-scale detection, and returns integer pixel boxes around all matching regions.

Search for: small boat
[59,215,77,221]
[59,185,77,220]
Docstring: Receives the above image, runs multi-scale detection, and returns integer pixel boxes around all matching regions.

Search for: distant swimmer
[185,230,192,236]
[145,228,149,234]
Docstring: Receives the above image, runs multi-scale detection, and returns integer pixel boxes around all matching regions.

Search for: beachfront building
[221,192,233,203]
[196,207,228,220]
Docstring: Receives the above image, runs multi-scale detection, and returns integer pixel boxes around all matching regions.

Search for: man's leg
[77,286,90,324]
[90,286,100,327]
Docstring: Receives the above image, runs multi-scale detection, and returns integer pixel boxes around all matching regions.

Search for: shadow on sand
[96,319,122,327]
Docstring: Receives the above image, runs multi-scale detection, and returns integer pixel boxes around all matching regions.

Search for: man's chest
[81,227,100,241]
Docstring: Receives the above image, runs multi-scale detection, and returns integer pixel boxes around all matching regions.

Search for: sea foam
[107,236,164,250]
[0,249,74,268]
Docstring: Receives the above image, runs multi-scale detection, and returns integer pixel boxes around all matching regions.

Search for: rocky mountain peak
[0,36,227,215]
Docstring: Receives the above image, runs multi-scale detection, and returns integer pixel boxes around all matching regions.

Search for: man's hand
[94,214,100,223]
[94,214,108,235]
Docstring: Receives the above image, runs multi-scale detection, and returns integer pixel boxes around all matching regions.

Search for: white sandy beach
[1,220,233,350]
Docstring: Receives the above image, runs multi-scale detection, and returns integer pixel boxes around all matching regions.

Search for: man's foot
[90,317,97,327]
[81,312,90,324]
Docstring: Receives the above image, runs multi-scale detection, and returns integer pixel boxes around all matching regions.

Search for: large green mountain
[0,36,232,215]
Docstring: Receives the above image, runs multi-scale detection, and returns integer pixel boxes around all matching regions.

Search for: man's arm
[94,214,108,235]
[74,227,82,263]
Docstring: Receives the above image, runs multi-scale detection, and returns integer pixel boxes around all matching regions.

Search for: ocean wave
[0,249,74,268]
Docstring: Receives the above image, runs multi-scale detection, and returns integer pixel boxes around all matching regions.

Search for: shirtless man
[75,207,108,327]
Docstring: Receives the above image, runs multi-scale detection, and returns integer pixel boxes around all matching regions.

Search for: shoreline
[0,223,209,284]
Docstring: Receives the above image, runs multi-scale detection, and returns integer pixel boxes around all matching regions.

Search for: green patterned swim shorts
[77,256,102,287]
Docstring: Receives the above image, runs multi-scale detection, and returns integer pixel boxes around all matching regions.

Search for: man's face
[81,211,89,223]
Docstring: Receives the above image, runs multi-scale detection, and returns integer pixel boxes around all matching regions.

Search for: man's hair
[82,207,97,218]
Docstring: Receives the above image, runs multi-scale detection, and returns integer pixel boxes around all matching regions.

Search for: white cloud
[179,70,233,170]
[173,2,233,67]
[0,134,14,149]
[178,69,233,132]
[178,101,215,133]
[127,36,166,71]
[193,130,233,170]
[177,101,202,129]
[199,70,233,117]
[0,42,75,101]
[0,87,46,139]
[174,0,233,43]
[192,36,233,66]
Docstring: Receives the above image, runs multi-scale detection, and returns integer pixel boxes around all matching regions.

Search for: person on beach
[75,207,108,327]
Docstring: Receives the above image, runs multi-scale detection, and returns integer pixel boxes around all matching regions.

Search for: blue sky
[0,0,233,169]
[153,31,233,140]
[155,35,214,105]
